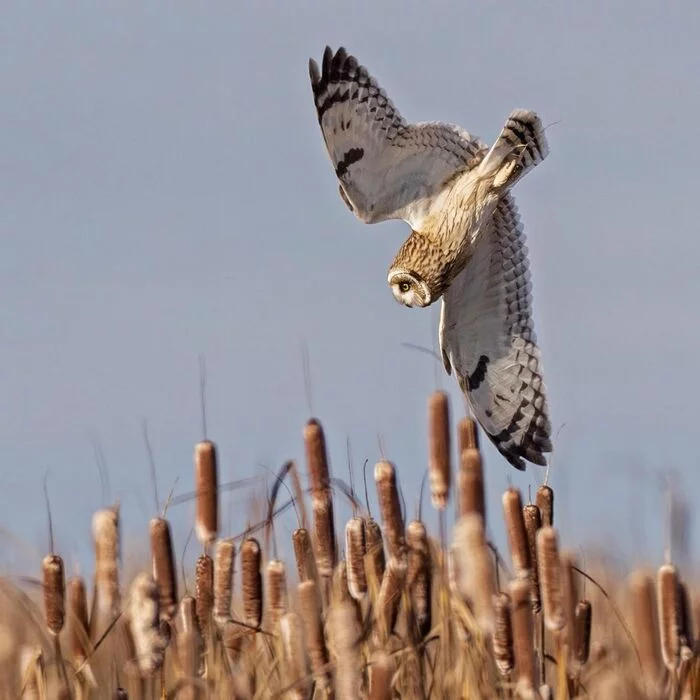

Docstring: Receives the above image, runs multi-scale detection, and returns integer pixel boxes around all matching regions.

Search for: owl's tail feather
[479,109,549,191]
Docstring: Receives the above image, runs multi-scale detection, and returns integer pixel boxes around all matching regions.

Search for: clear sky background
[1,2,699,577]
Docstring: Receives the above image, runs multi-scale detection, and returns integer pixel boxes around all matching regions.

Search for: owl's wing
[438,193,552,470]
[309,46,486,230]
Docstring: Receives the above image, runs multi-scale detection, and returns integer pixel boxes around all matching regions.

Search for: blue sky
[1,2,699,577]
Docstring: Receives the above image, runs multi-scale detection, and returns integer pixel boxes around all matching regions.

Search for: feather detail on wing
[309,46,486,229]
[439,193,552,470]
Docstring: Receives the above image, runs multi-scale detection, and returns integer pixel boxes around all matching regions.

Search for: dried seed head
[535,484,554,528]
[658,563,680,671]
[364,517,386,588]
[332,560,354,605]
[42,554,65,636]
[292,527,316,584]
[573,599,592,665]
[678,578,694,661]
[329,601,362,700]
[628,569,662,691]
[149,517,177,622]
[91,507,120,640]
[345,517,367,601]
[67,577,89,666]
[375,555,407,646]
[297,580,330,688]
[127,572,166,676]
[279,611,308,696]
[369,650,393,700]
[493,592,514,676]
[304,418,337,577]
[522,504,542,613]
[458,416,480,452]
[194,554,214,635]
[241,537,262,629]
[178,594,198,636]
[509,576,535,695]
[458,448,485,520]
[266,559,288,630]
[502,487,531,576]
[536,526,564,632]
[374,461,405,560]
[213,538,235,623]
[194,440,219,547]
[428,391,451,510]
[406,519,431,639]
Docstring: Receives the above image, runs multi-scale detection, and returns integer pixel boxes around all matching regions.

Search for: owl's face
[388,269,432,308]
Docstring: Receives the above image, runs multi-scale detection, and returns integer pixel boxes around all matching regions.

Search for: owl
[308,46,552,470]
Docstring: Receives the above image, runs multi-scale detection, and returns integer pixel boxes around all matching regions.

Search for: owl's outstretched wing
[309,46,486,230]
[439,193,552,470]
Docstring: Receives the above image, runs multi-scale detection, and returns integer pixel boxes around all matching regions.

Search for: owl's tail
[478,110,549,191]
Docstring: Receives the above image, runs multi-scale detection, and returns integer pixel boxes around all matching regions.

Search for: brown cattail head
[194,554,214,635]
[241,537,262,629]
[509,576,536,695]
[149,517,178,623]
[42,554,65,636]
[329,601,362,700]
[493,592,514,676]
[658,563,680,671]
[292,527,317,586]
[266,559,288,630]
[522,504,542,613]
[369,650,393,700]
[678,578,695,661]
[178,594,198,637]
[194,440,219,547]
[536,484,554,528]
[297,580,330,688]
[213,538,235,624]
[628,569,662,690]
[502,487,531,576]
[536,526,564,632]
[458,416,480,453]
[345,517,367,601]
[91,507,120,640]
[364,517,386,590]
[573,599,592,666]
[428,391,451,510]
[127,572,166,676]
[304,418,337,577]
[406,519,431,640]
[458,447,485,521]
[374,461,405,560]
[279,611,308,696]
[375,555,407,646]
[67,577,90,666]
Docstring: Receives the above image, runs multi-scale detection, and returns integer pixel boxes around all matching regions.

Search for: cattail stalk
[213,538,235,624]
[150,517,178,623]
[510,576,536,696]
[345,517,367,601]
[375,556,407,646]
[561,550,578,660]
[536,527,564,632]
[374,461,405,559]
[67,577,90,668]
[330,601,362,700]
[364,517,386,589]
[629,569,663,691]
[458,448,485,520]
[279,612,308,698]
[428,391,451,510]
[241,537,263,629]
[407,519,431,639]
[369,651,393,700]
[194,440,219,547]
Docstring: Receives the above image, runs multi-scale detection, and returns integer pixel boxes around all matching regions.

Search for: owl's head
[388,269,432,308]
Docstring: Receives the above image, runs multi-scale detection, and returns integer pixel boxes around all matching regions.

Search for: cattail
[329,601,362,699]
[127,572,165,675]
[67,577,89,667]
[345,517,367,600]
[536,484,554,527]
[561,550,579,659]
[213,538,235,623]
[364,517,386,587]
[42,554,65,636]
[266,559,288,630]
[178,594,198,636]
[458,447,485,520]
[291,527,316,584]
[510,576,536,696]
[332,560,353,604]
[298,580,330,688]
[678,579,694,660]
[493,592,514,676]
[458,416,479,452]
[522,504,542,613]
[369,651,393,700]
[658,563,680,671]
[241,537,262,629]
[279,612,308,698]
[194,554,214,635]
[573,600,592,665]
[536,527,564,631]
[90,507,120,641]
[304,419,337,578]
[221,619,245,668]
[628,569,662,689]
[374,461,405,559]
[407,519,431,639]
[194,440,219,547]
[502,487,531,576]
[428,391,451,510]
[454,513,495,634]
[375,556,407,645]
[176,629,201,695]
[150,517,178,623]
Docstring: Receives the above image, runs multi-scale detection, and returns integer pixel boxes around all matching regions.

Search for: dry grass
[1,394,699,698]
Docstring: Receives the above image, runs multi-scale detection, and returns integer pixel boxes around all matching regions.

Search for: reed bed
[2,390,699,699]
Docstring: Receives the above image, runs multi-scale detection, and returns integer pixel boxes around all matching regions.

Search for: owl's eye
[399,281,411,293]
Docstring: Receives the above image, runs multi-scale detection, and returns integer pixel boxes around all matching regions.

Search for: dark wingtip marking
[467,355,490,391]
[309,58,320,87]
[335,147,364,178]
[322,46,333,75]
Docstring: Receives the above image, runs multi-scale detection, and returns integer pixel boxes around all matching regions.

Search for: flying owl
[308,46,552,470]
